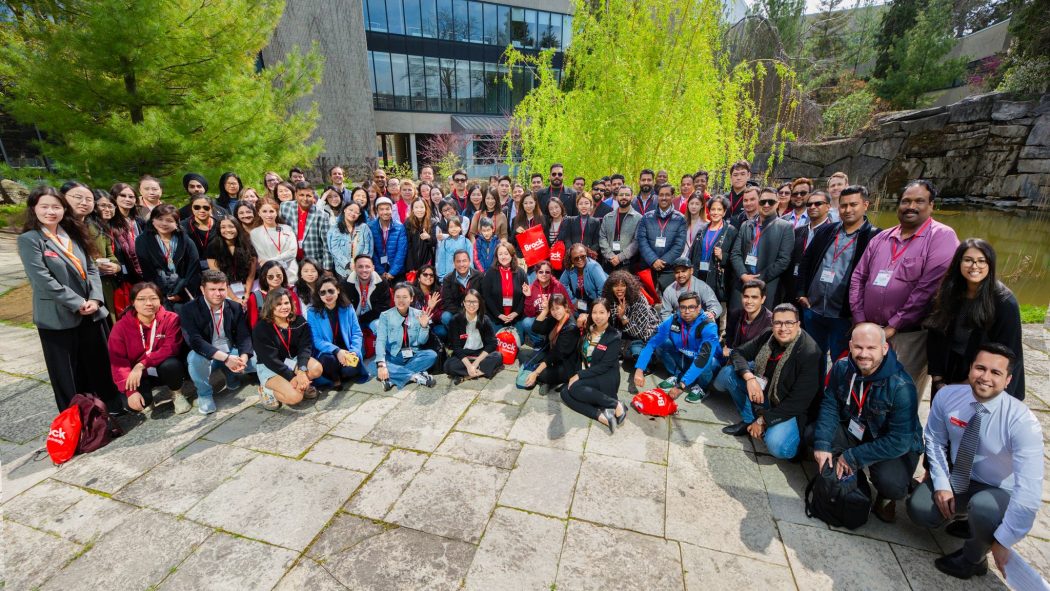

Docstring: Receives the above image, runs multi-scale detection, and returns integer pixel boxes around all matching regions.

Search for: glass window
[404,0,422,35]
[386,0,404,34]
[468,1,483,43]
[547,14,562,49]
[453,0,468,42]
[562,15,572,48]
[373,52,394,109]
[409,55,427,110]
[537,12,552,48]
[470,61,486,112]
[483,3,497,45]
[498,64,510,112]
[440,58,457,111]
[391,53,410,110]
[363,0,370,31]
[510,8,525,48]
[425,56,442,111]
[524,9,536,48]
[456,59,470,111]
[367,0,387,32]
[367,51,377,93]
[484,62,499,113]
[496,5,510,46]
[421,0,437,37]
[437,0,454,40]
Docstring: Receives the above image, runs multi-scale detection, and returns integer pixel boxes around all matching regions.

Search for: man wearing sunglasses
[449,169,470,213]
[728,187,794,311]
[782,177,812,229]
[535,163,577,217]
[779,189,834,307]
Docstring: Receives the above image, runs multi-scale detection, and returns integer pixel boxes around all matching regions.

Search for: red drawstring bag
[362,328,376,360]
[631,388,678,417]
[405,270,417,283]
[46,406,82,465]
[515,224,550,267]
[636,269,659,305]
[495,328,519,365]
[549,241,566,271]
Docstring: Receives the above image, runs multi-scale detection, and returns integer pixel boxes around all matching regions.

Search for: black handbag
[804,462,873,530]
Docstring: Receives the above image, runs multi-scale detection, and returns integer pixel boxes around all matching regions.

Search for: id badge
[793,264,799,277]
[873,270,892,287]
[654,237,667,248]
[402,348,414,359]
[754,376,768,391]
[577,300,588,311]
[820,269,835,283]
[679,348,696,357]
[698,261,710,272]
[297,239,305,249]
[502,297,513,307]
[380,255,389,265]
[745,255,758,267]
[231,282,246,297]
[612,241,621,252]
[848,417,866,440]
[283,358,296,371]
[121,265,128,275]
[199,260,210,270]
[146,367,159,377]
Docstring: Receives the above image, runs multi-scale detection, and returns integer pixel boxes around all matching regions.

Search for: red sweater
[108,308,184,397]
[524,278,573,317]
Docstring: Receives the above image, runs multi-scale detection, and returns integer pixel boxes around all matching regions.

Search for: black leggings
[318,352,364,383]
[137,357,186,406]
[561,378,620,421]
[444,352,504,378]
[39,318,123,412]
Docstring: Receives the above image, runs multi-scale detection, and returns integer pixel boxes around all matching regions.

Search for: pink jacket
[524,278,573,318]
[108,308,184,397]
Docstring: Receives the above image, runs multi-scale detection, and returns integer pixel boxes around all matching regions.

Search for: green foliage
[1008,0,1050,61]
[0,0,324,186]
[436,152,462,184]
[1019,305,1047,325]
[873,0,922,78]
[996,57,1050,94]
[822,88,877,136]
[503,0,799,187]
[803,0,852,104]
[384,161,416,182]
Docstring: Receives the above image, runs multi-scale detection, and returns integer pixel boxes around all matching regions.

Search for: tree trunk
[121,60,144,124]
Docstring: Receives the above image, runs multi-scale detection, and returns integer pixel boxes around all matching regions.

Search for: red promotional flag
[515,225,550,267]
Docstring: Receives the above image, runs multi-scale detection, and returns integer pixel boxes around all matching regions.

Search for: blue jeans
[187,348,256,401]
[655,342,718,388]
[721,362,801,459]
[802,308,851,369]
[367,349,438,388]
[518,316,546,347]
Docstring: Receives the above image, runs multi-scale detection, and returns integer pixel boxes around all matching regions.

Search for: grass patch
[1020,305,1047,324]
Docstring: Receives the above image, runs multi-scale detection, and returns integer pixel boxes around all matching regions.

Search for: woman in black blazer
[136,204,201,312]
[480,241,528,329]
[444,289,504,383]
[561,298,627,433]
[523,293,580,389]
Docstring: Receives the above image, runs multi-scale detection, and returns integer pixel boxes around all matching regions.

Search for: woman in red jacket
[108,281,188,415]
[521,260,572,347]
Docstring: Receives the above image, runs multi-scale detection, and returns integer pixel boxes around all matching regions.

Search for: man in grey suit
[729,186,794,311]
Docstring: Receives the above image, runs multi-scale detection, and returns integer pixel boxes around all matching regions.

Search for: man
[637,183,687,292]
[419,165,435,184]
[827,171,848,222]
[182,270,255,414]
[343,254,392,331]
[632,169,657,215]
[726,160,752,219]
[329,166,352,203]
[536,163,577,217]
[850,179,959,394]
[907,344,1042,580]
[449,169,470,212]
[716,304,821,460]
[655,169,669,186]
[529,172,544,194]
[280,182,332,269]
[591,180,613,218]
[289,167,306,185]
[439,250,482,328]
[598,185,642,272]
[572,176,586,194]
[674,174,696,213]
[608,174,625,195]
[730,185,760,228]
[782,177,811,229]
[723,280,773,358]
[634,291,721,402]
[373,168,389,197]
[367,196,408,282]
[797,186,880,363]
[661,257,722,321]
[693,170,711,201]
[811,323,924,523]
[728,187,793,311]
[778,188,832,308]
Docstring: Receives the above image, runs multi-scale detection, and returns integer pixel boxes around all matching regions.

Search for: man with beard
[728,187,793,311]
[637,183,686,291]
[782,177,811,229]
[599,185,642,272]
[632,169,658,215]
[536,163,577,217]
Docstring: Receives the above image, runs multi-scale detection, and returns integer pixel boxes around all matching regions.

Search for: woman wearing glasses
[445,289,504,384]
[522,260,572,347]
[181,194,219,262]
[307,277,366,389]
[247,260,302,328]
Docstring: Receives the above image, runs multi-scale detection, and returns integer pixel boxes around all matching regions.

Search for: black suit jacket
[576,328,622,391]
[342,276,392,328]
[181,296,253,359]
[480,266,527,327]
[795,218,881,319]
[557,215,602,254]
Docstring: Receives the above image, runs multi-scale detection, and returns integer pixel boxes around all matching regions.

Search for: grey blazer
[17,230,107,330]
[729,214,794,308]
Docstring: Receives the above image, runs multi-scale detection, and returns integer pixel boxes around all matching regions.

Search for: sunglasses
[536,270,551,275]
[572,255,587,261]
[420,272,435,278]
[550,172,563,177]
[454,177,467,182]
[778,190,791,196]
[193,205,212,211]
[758,199,777,206]
[806,201,827,207]
[319,288,338,296]
[266,273,283,280]
[791,190,809,197]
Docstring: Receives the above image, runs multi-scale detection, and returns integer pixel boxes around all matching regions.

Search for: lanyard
[159,237,175,268]
[848,374,873,416]
[401,317,410,347]
[380,224,391,254]
[656,216,671,237]
[274,323,293,358]
[637,194,653,214]
[750,222,764,254]
[139,318,158,354]
[43,229,86,279]
[730,190,743,213]
[577,272,585,297]
[578,215,587,237]
[211,305,224,339]
[680,318,690,350]
[265,227,283,252]
[701,226,721,261]
[889,217,932,266]
[614,211,626,240]
[192,220,213,249]
[830,231,859,263]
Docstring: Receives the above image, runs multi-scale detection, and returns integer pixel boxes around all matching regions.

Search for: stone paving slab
[3,520,81,591]
[556,520,685,591]
[497,443,582,518]
[159,531,298,591]
[463,507,565,591]
[343,448,429,519]
[779,521,911,590]
[571,453,667,537]
[681,543,797,590]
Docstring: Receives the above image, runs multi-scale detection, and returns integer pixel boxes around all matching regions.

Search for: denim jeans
[802,308,852,371]
[518,316,546,347]
[721,362,801,459]
[655,342,718,388]
[187,348,256,401]
[366,349,438,388]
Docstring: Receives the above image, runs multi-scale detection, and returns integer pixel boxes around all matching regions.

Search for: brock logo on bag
[523,238,545,251]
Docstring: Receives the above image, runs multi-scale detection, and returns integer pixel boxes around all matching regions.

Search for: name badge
[654,237,667,248]
[502,297,513,307]
[745,255,758,267]
[820,269,835,283]
[297,239,304,249]
[380,255,389,265]
[698,261,710,272]
[402,348,414,358]
[146,367,159,377]
[44,250,59,258]
[612,241,621,252]
[231,282,246,297]
[577,300,588,311]
[873,269,892,287]
[950,416,969,428]
[121,265,128,275]
[679,348,696,357]
[848,417,866,440]
[793,264,799,277]
[596,344,607,351]
[283,358,296,370]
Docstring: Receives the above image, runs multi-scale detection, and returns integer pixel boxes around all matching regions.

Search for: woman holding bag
[480,241,529,332]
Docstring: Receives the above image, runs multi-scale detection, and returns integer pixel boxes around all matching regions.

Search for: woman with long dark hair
[293,257,323,311]
[18,186,123,412]
[252,288,322,410]
[181,194,219,259]
[307,277,365,389]
[468,190,509,241]
[217,171,242,213]
[926,238,1025,399]
[247,260,302,327]
[445,289,504,383]
[603,270,660,361]
[89,191,128,323]
[560,298,627,433]
[135,204,201,311]
[319,185,344,227]
[522,293,579,391]
[205,217,258,304]
[404,198,437,271]
[108,183,146,283]
[328,201,373,280]
[234,202,260,231]
[689,194,736,311]
[480,240,528,331]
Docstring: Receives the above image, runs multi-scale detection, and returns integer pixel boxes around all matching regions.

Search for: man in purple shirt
[849,180,959,395]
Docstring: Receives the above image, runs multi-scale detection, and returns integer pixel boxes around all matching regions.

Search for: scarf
[753,331,800,407]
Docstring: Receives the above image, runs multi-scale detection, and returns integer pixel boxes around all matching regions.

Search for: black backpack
[804,462,873,530]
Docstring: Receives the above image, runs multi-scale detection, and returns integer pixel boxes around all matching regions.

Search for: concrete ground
[2,230,1049,590]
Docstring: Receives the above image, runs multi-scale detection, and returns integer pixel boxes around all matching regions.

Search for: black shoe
[934,548,988,580]
[381,379,394,392]
[721,421,749,436]
[945,519,971,539]
[452,376,464,385]
[615,402,628,426]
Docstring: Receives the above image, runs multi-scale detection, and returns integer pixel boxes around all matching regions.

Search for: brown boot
[872,494,896,523]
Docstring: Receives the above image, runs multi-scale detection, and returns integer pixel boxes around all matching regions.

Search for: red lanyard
[265,227,283,252]
[212,305,224,339]
[139,318,158,354]
[614,211,626,239]
[577,272,585,297]
[638,195,653,214]
[751,222,764,251]
[159,237,175,267]
[739,316,752,342]
[730,191,743,212]
[578,216,587,236]
[274,323,293,357]
[850,379,873,415]
[831,231,859,263]
[770,351,784,363]
[401,318,410,347]
[656,216,671,237]
[680,319,690,350]
[889,217,932,266]
[193,220,213,249]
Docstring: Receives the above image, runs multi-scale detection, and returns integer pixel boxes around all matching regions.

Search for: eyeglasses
[420,272,435,278]
[778,190,791,196]
[772,320,799,328]
[266,273,283,280]
[536,270,551,275]
[679,304,699,311]
[791,190,809,197]
[961,257,988,267]
[193,205,212,211]
[572,255,587,261]
[758,199,777,206]
[67,194,93,203]
[319,289,338,296]
[454,177,467,182]
[464,299,479,306]
[550,172,563,177]
[806,201,827,208]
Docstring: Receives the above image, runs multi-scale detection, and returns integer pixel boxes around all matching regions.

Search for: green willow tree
[0,0,323,183]
[502,0,800,186]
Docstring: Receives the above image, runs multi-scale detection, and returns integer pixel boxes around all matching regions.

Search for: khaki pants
[890,329,929,397]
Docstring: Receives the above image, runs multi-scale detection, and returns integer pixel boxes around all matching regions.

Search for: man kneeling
[633,291,720,402]
[810,323,923,523]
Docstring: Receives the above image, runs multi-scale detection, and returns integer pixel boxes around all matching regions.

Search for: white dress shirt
[925,384,1044,547]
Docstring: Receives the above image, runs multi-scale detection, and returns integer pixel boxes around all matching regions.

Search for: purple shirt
[849,218,959,330]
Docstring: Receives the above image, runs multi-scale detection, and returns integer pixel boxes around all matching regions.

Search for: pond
[867,207,1050,307]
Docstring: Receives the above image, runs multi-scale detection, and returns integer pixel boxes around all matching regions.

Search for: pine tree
[873,0,922,78]
[0,0,323,183]
[874,0,968,108]
[802,0,851,104]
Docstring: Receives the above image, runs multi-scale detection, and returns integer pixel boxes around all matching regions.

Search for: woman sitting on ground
[603,270,660,362]
[108,282,190,415]
[370,283,439,391]
[411,264,445,339]
[445,289,504,384]
[307,277,365,389]
[480,240,529,332]
[560,298,628,433]
[523,293,579,391]
[521,260,572,347]
[252,287,323,410]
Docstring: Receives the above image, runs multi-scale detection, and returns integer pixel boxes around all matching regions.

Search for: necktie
[950,402,987,495]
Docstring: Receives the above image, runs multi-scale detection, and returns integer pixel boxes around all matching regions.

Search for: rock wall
[763,92,1050,209]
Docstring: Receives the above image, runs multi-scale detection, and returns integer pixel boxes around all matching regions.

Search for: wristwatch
[297,365,308,373]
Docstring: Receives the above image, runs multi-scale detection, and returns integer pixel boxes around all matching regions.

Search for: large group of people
[18,161,1038,580]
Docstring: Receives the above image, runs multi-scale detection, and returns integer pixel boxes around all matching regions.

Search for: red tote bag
[515,225,550,267]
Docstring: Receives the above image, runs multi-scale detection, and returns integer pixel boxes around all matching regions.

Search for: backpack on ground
[46,406,81,465]
[46,394,123,465]
[631,388,678,417]
[804,462,873,530]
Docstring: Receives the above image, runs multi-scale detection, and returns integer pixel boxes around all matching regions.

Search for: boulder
[859,137,905,160]
[0,179,30,205]
[1026,114,1050,147]
[989,124,1030,139]
[991,100,1036,122]
[899,112,950,134]
[948,93,996,123]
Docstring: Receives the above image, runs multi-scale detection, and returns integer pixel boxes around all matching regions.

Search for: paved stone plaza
[2,232,1049,590]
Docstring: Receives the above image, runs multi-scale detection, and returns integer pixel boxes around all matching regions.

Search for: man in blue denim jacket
[811,322,924,523]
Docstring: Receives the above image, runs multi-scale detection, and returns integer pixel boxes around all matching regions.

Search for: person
[560,243,608,323]
[280,182,331,270]
[404,198,437,271]
[250,199,299,282]
[391,179,412,223]
[252,288,322,410]
[348,186,372,223]
[473,216,500,272]
[779,188,833,311]
[522,293,580,391]
[107,183,146,299]
[693,170,711,203]
[907,344,1042,580]
[544,196,567,249]
[681,193,706,258]
[368,196,408,283]
[591,180,613,218]
[722,280,773,358]
[176,172,214,220]
[557,193,601,258]
[275,181,296,204]
[263,171,282,202]
[469,190,509,241]
[328,201,373,280]
[108,282,189,415]
[634,291,720,402]
[292,258,323,311]
[448,169,470,213]
[182,270,255,414]
[410,264,444,339]
[319,185,344,225]
[717,304,821,460]
[234,202,260,231]
[440,250,483,330]
[598,185,642,273]
[674,174,697,213]
[637,183,687,291]
[811,323,924,523]
[288,167,306,185]
[510,192,546,256]
[436,217,471,281]
[561,298,628,433]
[796,185,880,364]
[137,175,164,219]
[536,163,577,217]
[239,186,260,211]
[307,277,366,388]
[775,183,792,217]
[575,176,589,196]
[419,164,436,184]
[689,195,735,313]
[435,198,468,240]
[826,171,848,223]
[660,257,721,321]
[926,239,1025,400]
[461,183,485,220]
[506,182,526,221]
[247,260,303,328]
[343,254,391,332]
[181,194,220,260]
[136,204,201,312]
[18,186,123,412]
[529,172,544,196]
[728,187,793,311]
[328,166,352,204]
[205,217,257,305]
[725,160,752,220]
[850,179,959,394]
[370,283,439,390]
[445,289,505,383]
[85,190,125,324]
[480,241,528,331]
[781,178,811,228]
[632,169,657,215]
[216,171,242,214]
[603,270,660,365]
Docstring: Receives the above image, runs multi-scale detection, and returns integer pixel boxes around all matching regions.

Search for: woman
[682,193,706,258]
[522,260,572,347]
[239,187,261,211]
[263,171,283,201]
[445,289,504,383]
[350,186,372,222]
[463,183,485,220]
[523,293,579,390]
[217,171,242,213]
[181,194,218,262]
[469,190,509,241]
[252,288,323,410]
[563,193,601,257]
[429,186,444,210]
[436,199,468,240]
[328,201,373,280]
[90,192,128,323]
[370,283,439,390]
[411,264,445,338]
[546,196,567,248]
[234,202,260,231]
[62,184,121,324]
[307,277,366,389]
[394,180,417,223]
[108,282,189,415]
[689,195,735,310]
[776,183,792,217]
[560,298,627,433]
[275,181,296,204]
[511,193,546,241]
[320,186,343,227]
[206,218,258,303]
[560,242,608,325]
[404,198,437,271]
[137,175,164,218]
[603,270,660,362]
[250,199,298,282]
[926,238,1025,399]
[107,184,146,307]
[18,186,123,412]
[506,183,526,220]
[136,204,201,311]
[480,241,528,330]
[112,182,144,225]
[293,258,323,310]
[247,260,302,327]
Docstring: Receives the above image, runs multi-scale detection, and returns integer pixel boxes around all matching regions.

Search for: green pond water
[867,207,1050,307]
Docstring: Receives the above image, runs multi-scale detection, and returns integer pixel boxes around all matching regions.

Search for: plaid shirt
[280,201,331,269]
